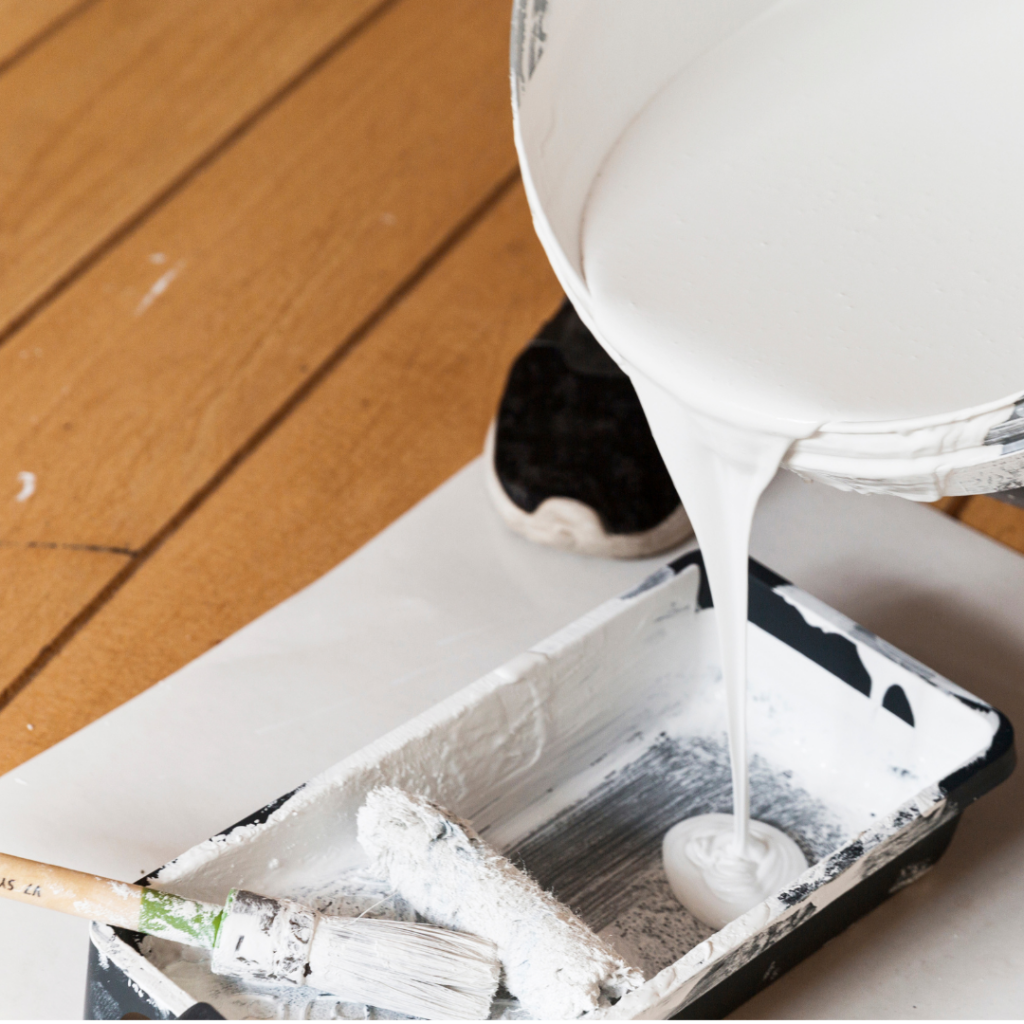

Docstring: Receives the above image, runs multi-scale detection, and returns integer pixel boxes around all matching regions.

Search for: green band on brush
[139,888,225,949]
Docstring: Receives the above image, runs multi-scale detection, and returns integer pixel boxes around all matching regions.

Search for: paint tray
[85,551,1014,1020]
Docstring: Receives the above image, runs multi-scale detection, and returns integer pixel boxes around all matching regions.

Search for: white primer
[662,815,806,931]
[579,0,1024,923]
[583,0,1024,434]
[135,260,185,316]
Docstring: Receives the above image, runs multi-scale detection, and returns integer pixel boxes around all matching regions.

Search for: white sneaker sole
[483,421,693,559]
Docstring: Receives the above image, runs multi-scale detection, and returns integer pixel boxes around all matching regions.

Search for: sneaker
[486,300,692,558]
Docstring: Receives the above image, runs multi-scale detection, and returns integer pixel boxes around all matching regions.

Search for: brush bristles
[306,916,501,1020]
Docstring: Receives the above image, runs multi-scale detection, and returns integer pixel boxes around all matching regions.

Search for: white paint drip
[136,261,185,316]
[573,0,1024,925]
[15,472,35,502]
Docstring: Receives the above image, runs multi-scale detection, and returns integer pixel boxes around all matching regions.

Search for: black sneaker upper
[493,300,681,536]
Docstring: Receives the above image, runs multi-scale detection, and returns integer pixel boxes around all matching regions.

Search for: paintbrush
[0,851,500,1019]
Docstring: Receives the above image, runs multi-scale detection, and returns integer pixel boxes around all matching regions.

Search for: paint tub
[511,0,1024,502]
[85,551,1013,1019]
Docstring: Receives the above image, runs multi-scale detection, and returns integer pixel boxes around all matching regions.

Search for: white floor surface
[1,459,1022,1018]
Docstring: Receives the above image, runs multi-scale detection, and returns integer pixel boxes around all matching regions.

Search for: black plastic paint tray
[85,551,1014,1019]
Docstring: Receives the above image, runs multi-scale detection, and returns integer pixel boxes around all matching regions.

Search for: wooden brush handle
[0,852,143,929]
[0,851,225,948]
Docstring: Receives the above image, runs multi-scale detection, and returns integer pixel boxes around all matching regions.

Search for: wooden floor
[0,0,1021,778]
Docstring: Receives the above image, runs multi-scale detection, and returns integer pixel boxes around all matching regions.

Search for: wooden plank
[0,546,129,697]
[0,0,516,557]
[0,0,83,69]
[0,0,382,339]
[931,496,970,517]
[0,0,519,738]
[0,183,562,772]
[955,495,1024,555]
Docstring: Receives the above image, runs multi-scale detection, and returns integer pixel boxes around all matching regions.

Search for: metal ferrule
[210,889,317,986]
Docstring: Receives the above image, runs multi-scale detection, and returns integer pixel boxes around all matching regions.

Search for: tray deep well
[86,550,1014,1020]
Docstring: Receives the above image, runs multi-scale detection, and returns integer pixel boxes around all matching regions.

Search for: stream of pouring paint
[580,0,1024,926]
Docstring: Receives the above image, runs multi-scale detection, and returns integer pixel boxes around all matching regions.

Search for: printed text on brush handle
[0,851,144,930]
[0,876,42,899]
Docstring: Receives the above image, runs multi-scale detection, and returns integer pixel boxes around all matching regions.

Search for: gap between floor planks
[0,182,564,773]
[0,0,520,713]
[0,0,92,74]
[0,0,390,348]
[0,0,518,553]
[0,0,399,712]
[0,164,520,705]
